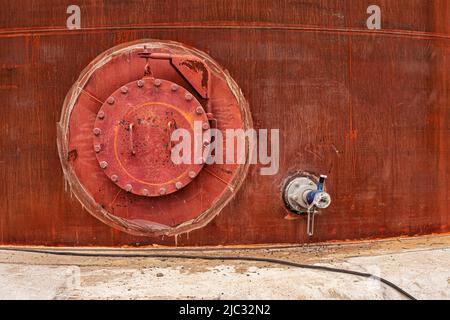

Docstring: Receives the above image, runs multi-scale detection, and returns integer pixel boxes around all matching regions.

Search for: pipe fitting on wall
[283,173,331,236]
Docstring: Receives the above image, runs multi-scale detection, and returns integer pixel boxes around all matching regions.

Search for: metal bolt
[94,144,102,153]
[107,97,115,105]
[121,86,128,94]
[202,122,210,130]
[188,171,197,179]
[99,161,108,169]
[185,93,193,101]
[195,106,204,115]
[159,188,167,195]
[110,174,118,182]
[97,111,105,119]
[93,128,101,136]
[154,79,162,87]
[137,80,144,88]
[125,184,132,192]
[175,182,183,189]
[171,84,179,91]
[142,189,149,196]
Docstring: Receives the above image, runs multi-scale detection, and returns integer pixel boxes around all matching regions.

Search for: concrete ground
[0,235,449,300]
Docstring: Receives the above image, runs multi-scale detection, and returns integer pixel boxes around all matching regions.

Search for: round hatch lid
[58,39,251,237]
[93,78,210,197]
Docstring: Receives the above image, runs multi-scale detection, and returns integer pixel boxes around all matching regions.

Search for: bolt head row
[105,174,191,195]
[134,78,196,100]
[119,80,200,108]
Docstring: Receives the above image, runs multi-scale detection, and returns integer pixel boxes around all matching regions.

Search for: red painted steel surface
[92,78,209,197]
[60,40,250,237]
[0,1,448,246]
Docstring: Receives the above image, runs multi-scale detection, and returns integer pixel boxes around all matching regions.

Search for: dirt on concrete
[0,234,449,299]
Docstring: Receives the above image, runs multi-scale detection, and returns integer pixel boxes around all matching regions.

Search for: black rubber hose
[0,247,416,300]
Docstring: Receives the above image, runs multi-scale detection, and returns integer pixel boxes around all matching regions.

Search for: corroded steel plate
[58,39,252,237]
[93,78,210,197]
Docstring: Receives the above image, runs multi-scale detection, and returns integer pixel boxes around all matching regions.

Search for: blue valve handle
[306,175,327,205]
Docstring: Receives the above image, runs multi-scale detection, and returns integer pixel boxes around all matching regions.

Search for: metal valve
[305,175,331,209]
[283,174,331,236]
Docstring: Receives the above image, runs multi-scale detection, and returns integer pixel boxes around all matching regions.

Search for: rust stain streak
[346,33,358,178]
[347,36,354,137]
[0,64,23,68]
[0,85,18,90]
[109,189,122,211]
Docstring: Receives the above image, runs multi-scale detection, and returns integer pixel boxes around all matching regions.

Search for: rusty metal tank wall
[0,0,448,246]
